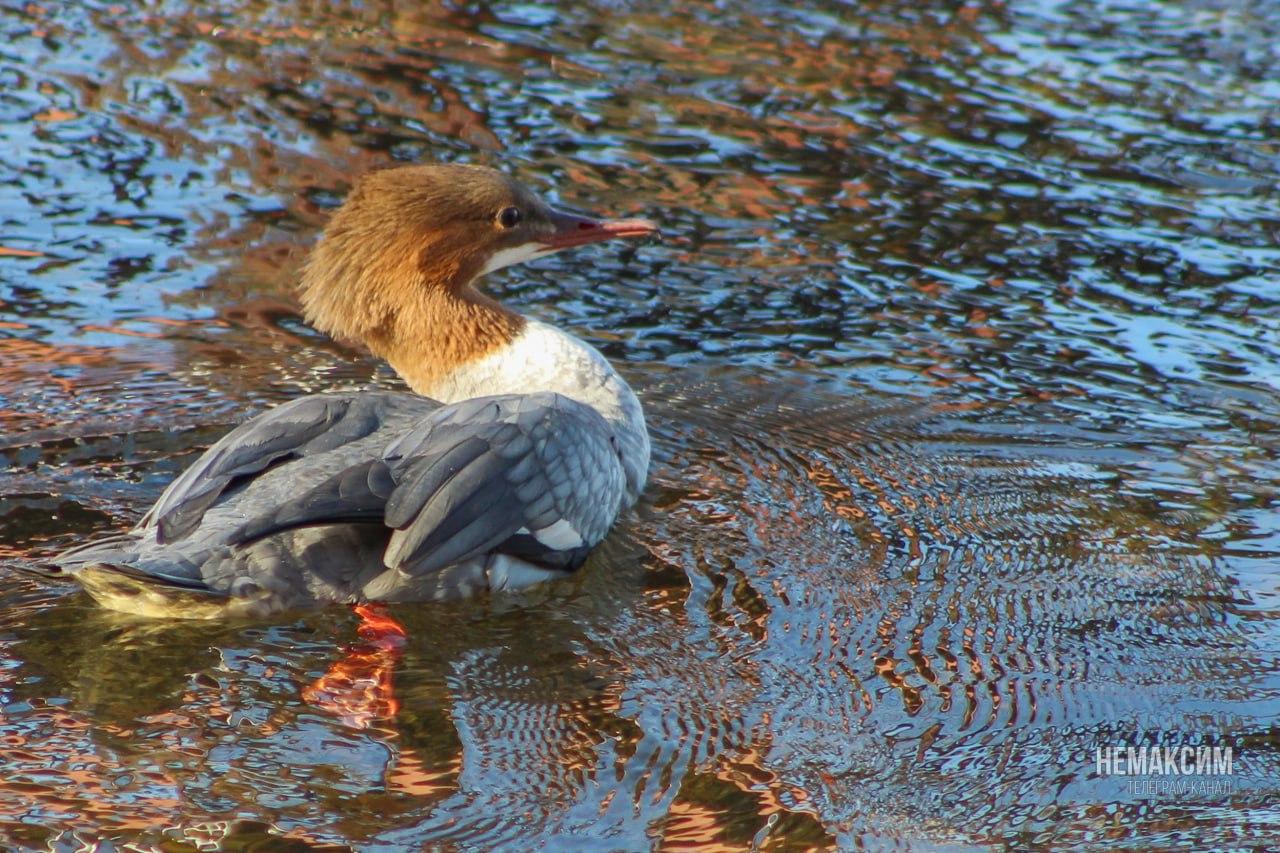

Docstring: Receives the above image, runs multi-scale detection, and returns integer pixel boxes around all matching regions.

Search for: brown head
[299,163,657,392]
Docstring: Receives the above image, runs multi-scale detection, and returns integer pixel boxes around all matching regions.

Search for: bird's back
[58,391,439,617]
[57,387,634,618]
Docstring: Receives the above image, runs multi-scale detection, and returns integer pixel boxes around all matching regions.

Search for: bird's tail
[72,562,234,619]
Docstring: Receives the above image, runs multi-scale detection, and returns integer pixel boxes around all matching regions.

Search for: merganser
[56,163,658,619]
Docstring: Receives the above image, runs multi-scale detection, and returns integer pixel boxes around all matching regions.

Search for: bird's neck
[373,288,526,395]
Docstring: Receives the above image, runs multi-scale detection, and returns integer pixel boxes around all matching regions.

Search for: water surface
[2,0,1279,848]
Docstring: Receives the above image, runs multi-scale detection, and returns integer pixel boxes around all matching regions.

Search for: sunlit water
[2,1,1278,848]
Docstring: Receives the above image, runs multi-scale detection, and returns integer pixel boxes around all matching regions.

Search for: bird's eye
[497,206,522,229]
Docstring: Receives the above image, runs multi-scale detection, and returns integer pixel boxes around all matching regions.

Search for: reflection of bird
[57,164,658,618]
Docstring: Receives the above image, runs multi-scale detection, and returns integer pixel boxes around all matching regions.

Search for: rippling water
[2,0,1278,848]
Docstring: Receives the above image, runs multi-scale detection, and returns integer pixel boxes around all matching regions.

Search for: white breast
[424,319,650,499]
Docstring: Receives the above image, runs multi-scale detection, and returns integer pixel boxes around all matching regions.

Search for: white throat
[478,243,557,277]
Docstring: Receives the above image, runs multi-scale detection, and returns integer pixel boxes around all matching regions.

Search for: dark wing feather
[145,392,435,543]
[383,392,628,575]
[229,458,397,543]
[227,392,628,576]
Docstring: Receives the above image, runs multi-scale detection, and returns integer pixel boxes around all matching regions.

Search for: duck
[55,163,658,619]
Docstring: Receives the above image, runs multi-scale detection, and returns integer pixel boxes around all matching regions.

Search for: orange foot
[303,603,408,729]
[353,602,408,649]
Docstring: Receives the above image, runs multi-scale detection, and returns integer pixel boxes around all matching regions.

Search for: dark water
[2,0,1279,848]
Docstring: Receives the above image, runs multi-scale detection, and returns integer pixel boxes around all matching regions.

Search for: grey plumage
[145,393,430,542]
[384,393,626,574]
[57,390,630,617]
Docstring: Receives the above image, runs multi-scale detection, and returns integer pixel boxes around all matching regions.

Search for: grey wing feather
[384,392,628,575]
[145,392,435,543]
[229,458,397,544]
[227,392,628,576]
